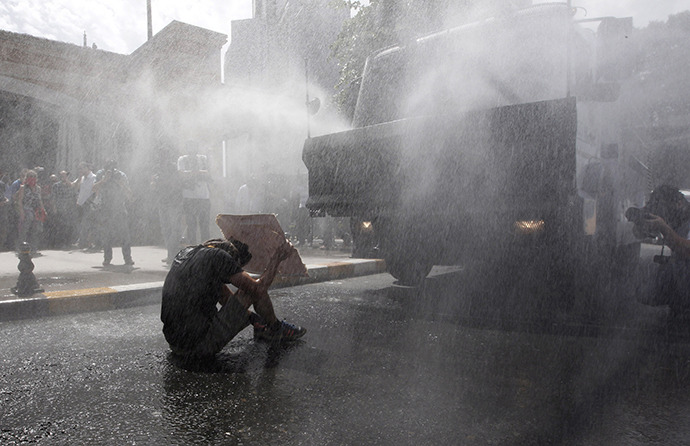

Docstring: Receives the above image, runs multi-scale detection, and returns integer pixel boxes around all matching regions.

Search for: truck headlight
[359,221,374,233]
[514,219,545,235]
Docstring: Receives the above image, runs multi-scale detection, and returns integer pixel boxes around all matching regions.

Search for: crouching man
[161,238,306,359]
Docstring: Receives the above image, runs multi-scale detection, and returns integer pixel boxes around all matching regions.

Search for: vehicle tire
[376,217,434,286]
[386,255,433,286]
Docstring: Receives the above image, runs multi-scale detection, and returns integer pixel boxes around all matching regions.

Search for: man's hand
[276,241,295,263]
[635,213,669,238]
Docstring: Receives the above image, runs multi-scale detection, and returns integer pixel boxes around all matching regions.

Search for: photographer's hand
[640,214,690,258]
[637,214,666,235]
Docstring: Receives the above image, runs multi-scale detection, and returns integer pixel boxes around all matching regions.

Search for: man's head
[24,170,37,187]
[78,162,92,176]
[202,238,253,267]
[104,159,118,171]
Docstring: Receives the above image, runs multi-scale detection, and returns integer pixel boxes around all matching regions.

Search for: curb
[272,259,386,287]
[0,259,387,322]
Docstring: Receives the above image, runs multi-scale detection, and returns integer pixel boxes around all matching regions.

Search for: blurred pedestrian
[6,168,28,251]
[151,158,183,264]
[16,169,46,256]
[235,175,264,214]
[52,170,79,249]
[0,167,9,250]
[94,160,134,266]
[42,173,58,248]
[294,177,312,246]
[75,162,98,250]
[177,146,212,244]
[8,168,27,200]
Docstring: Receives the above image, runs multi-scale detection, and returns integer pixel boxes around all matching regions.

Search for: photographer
[628,185,690,316]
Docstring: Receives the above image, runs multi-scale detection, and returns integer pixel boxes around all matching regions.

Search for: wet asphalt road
[2,270,690,445]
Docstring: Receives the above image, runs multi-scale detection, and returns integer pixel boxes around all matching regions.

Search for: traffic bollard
[11,242,44,296]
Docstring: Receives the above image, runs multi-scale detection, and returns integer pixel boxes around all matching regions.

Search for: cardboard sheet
[215,214,308,277]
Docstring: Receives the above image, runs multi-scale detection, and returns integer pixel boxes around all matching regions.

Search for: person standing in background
[6,168,28,252]
[152,158,183,264]
[235,174,264,215]
[42,172,58,248]
[16,169,46,256]
[294,174,312,247]
[0,167,9,251]
[8,168,28,201]
[52,170,79,249]
[93,159,134,267]
[75,162,98,251]
[177,144,212,245]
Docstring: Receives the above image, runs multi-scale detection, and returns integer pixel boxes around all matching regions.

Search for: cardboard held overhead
[215,214,308,277]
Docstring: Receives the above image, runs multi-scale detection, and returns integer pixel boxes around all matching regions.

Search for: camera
[626,185,688,239]
[625,206,652,225]
[625,206,658,239]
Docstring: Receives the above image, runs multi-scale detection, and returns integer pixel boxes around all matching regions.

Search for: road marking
[44,287,117,298]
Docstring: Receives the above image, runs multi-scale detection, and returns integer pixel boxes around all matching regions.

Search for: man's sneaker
[124,258,135,266]
[254,320,306,342]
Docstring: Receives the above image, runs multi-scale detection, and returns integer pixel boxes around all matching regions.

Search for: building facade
[0,21,227,181]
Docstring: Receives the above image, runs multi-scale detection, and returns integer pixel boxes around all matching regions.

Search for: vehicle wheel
[385,253,433,286]
[377,218,434,286]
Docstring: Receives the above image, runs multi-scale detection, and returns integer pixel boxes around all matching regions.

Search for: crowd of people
[0,161,131,265]
[0,151,348,267]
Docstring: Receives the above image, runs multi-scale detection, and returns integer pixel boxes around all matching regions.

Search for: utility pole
[305,58,311,139]
[147,0,153,40]
[566,0,572,97]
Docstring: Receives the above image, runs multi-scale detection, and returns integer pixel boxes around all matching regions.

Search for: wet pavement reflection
[2,271,690,444]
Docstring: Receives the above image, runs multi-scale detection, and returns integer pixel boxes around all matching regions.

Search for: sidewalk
[0,243,386,322]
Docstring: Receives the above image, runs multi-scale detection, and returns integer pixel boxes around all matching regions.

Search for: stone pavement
[0,244,386,322]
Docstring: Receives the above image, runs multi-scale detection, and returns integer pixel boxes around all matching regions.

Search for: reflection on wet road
[2,270,690,445]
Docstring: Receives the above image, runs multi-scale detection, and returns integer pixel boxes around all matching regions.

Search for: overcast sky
[0,1,686,55]
[0,0,252,54]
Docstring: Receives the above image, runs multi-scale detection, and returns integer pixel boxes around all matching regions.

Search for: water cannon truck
[303,3,643,289]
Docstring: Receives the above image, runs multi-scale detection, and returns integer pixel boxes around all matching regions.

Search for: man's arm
[92,173,106,195]
[640,215,690,258]
[227,241,295,296]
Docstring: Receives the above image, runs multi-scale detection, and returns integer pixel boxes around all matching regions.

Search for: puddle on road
[37,277,85,287]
